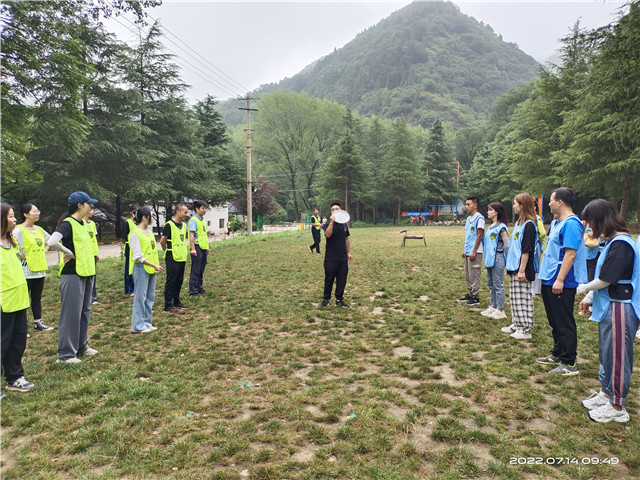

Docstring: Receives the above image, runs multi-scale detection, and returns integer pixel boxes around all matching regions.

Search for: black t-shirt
[507,222,537,281]
[162,220,183,262]
[56,217,84,275]
[599,240,635,301]
[323,221,350,262]
[122,219,132,255]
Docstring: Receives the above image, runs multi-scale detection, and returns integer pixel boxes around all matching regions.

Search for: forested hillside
[220,1,539,128]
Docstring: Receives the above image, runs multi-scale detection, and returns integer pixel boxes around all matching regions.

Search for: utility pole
[239,96,258,235]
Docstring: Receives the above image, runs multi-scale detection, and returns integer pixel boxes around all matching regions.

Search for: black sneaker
[336,300,350,308]
[320,299,330,308]
[465,296,480,306]
[308,246,314,253]
[34,320,54,332]
[456,294,471,303]
[536,355,560,365]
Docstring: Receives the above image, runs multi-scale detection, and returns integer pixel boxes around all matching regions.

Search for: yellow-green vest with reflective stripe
[1,241,30,313]
[164,221,188,262]
[194,216,209,250]
[124,218,136,247]
[129,228,160,275]
[311,215,321,231]
[16,225,48,272]
[59,218,96,277]
[85,220,99,256]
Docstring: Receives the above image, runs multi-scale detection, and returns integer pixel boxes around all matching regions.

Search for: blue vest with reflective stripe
[464,213,484,256]
[506,219,538,272]
[592,234,640,323]
[539,214,587,284]
[483,223,507,268]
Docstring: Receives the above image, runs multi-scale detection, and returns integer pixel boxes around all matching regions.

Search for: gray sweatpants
[464,253,483,297]
[58,275,94,360]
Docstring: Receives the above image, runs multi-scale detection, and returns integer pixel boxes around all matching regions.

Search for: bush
[264,206,288,225]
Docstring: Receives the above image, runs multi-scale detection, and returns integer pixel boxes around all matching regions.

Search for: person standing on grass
[320,202,352,308]
[83,204,100,305]
[129,207,163,333]
[122,205,137,296]
[14,203,54,333]
[1,203,35,393]
[47,192,100,364]
[457,196,485,306]
[481,202,509,320]
[536,187,587,376]
[577,199,639,423]
[502,193,538,340]
[188,200,209,297]
[160,204,190,313]
[308,208,322,255]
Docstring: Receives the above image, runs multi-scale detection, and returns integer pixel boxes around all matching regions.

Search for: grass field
[1,226,639,480]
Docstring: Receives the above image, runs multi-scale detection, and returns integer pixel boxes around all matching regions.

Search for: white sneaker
[588,402,630,423]
[636,329,640,340]
[79,347,98,356]
[480,306,496,317]
[510,328,532,340]
[490,310,507,319]
[56,357,81,364]
[501,324,516,333]
[582,390,608,410]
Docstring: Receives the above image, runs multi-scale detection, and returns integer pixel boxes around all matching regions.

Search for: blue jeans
[598,302,639,406]
[486,253,505,310]
[131,263,156,332]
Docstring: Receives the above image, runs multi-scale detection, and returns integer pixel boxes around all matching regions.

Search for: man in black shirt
[160,204,190,313]
[309,208,322,254]
[320,202,352,308]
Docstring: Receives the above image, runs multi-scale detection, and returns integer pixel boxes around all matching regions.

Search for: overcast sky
[107,0,627,103]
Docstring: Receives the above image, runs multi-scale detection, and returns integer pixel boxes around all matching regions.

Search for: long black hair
[581,199,627,239]
[135,206,152,224]
[1,203,17,247]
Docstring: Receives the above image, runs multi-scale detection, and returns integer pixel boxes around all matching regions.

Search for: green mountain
[222,1,540,128]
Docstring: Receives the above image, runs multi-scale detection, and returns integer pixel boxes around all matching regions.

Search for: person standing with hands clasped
[122,205,137,296]
[129,207,163,333]
[188,201,209,297]
[48,192,100,364]
[1,203,35,393]
[320,202,352,308]
[503,193,538,339]
[458,196,485,306]
[577,199,639,423]
[160,204,190,313]
[15,203,55,332]
[481,202,510,320]
[536,187,587,376]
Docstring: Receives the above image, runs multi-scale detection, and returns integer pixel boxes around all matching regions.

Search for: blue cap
[68,191,98,206]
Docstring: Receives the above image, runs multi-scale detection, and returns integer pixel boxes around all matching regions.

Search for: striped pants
[509,274,533,333]
[599,302,639,406]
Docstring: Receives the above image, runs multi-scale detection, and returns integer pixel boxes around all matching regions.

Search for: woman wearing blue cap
[48,192,100,364]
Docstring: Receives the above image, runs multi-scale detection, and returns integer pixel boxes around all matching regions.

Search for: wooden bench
[400,230,426,247]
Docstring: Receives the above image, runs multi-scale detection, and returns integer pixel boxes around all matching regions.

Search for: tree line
[1,1,242,234]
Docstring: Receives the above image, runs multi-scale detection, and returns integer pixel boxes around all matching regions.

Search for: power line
[147,13,253,96]
[113,15,246,99]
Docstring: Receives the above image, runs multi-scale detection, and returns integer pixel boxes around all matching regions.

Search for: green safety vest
[129,228,160,275]
[1,242,30,313]
[58,218,96,277]
[85,220,99,256]
[311,215,321,231]
[124,218,136,247]
[193,216,209,250]
[17,225,48,272]
[164,220,188,262]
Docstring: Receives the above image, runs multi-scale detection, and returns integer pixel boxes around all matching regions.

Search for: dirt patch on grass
[393,346,413,358]
[418,295,430,301]
[291,445,321,462]
[430,364,467,387]
[386,406,410,421]
[372,307,384,315]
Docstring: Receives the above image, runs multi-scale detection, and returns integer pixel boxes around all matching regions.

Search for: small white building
[154,203,229,236]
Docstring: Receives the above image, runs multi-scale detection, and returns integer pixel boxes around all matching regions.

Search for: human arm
[47,230,73,256]
[346,237,352,261]
[500,229,510,259]
[13,227,26,260]
[552,248,576,294]
[324,216,335,238]
[579,290,594,316]
[469,227,484,261]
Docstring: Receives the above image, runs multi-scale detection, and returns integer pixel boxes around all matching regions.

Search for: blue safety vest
[591,234,640,323]
[539,214,587,284]
[483,222,507,268]
[584,225,605,261]
[464,213,484,256]
[506,219,539,273]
